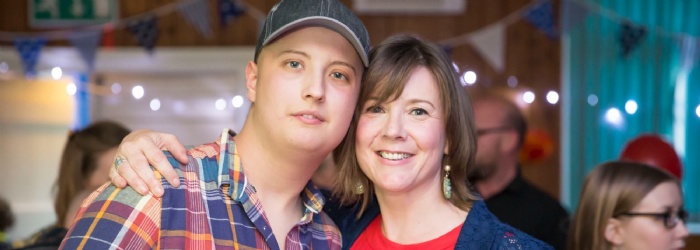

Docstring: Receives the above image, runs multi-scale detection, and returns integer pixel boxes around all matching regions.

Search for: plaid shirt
[61,129,342,250]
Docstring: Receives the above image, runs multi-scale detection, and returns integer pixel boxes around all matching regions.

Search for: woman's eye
[287,61,301,69]
[365,105,383,113]
[410,108,428,115]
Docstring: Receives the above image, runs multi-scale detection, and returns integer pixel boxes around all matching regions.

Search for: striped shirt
[61,129,342,250]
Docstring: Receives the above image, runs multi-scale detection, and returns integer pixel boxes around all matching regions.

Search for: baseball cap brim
[259,16,369,67]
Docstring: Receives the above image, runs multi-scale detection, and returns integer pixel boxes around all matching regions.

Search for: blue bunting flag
[68,30,102,72]
[620,22,647,57]
[127,15,159,54]
[219,0,245,27]
[523,0,557,38]
[13,38,46,77]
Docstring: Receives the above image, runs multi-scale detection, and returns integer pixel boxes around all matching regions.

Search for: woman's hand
[109,129,188,197]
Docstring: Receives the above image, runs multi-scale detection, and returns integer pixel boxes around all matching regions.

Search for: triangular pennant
[179,0,213,39]
[13,37,46,77]
[69,30,102,72]
[468,23,506,72]
[442,45,453,58]
[560,0,589,34]
[523,0,557,38]
[101,24,115,49]
[620,22,647,57]
[127,15,158,54]
[219,0,245,27]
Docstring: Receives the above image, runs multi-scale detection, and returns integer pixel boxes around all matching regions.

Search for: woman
[13,121,130,249]
[330,34,551,249]
[107,35,551,249]
[568,161,688,250]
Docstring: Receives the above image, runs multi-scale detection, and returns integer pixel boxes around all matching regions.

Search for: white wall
[93,71,250,145]
[0,46,254,240]
[0,79,74,241]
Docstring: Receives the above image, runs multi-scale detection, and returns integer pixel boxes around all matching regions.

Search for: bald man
[468,94,569,250]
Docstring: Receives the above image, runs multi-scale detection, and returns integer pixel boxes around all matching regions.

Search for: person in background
[0,196,13,250]
[12,121,130,250]
[568,161,688,250]
[61,0,368,248]
[468,94,569,249]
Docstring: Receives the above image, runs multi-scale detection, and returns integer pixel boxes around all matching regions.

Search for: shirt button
[263,226,267,230]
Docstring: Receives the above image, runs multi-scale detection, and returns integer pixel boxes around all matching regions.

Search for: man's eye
[331,72,347,80]
[287,61,301,68]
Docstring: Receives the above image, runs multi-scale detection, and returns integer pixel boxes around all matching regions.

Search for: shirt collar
[216,129,326,214]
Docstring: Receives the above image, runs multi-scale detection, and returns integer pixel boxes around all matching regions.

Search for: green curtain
[562,0,700,222]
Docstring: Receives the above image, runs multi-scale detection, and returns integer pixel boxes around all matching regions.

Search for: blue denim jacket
[323,192,553,250]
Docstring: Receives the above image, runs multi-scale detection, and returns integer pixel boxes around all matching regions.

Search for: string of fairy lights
[3,0,699,125]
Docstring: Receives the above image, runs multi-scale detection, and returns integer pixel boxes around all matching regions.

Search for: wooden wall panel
[0,0,561,206]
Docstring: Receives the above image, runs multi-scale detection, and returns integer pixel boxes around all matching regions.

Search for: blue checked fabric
[13,38,46,76]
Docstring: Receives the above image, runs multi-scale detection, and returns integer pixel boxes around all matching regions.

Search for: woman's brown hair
[54,121,130,227]
[332,34,478,215]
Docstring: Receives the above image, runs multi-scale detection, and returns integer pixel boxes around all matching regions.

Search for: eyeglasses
[616,209,689,229]
[475,126,513,137]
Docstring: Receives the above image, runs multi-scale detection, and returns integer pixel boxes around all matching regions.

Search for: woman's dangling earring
[442,165,452,199]
[354,182,365,194]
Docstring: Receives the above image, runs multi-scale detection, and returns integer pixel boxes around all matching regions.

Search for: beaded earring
[442,165,452,199]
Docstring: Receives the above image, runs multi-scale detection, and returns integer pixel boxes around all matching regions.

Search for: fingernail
[156,186,164,195]
[172,178,180,187]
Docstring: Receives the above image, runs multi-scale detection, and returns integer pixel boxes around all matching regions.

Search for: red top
[350,215,462,250]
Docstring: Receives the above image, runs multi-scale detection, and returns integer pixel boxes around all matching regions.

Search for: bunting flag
[442,45,453,58]
[13,38,46,77]
[467,23,506,72]
[560,0,590,34]
[219,0,245,27]
[179,0,213,39]
[69,30,102,72]
[620,22,647,57]
[101,24,115,49]
[523,0,557,38]
[127,15,159,54]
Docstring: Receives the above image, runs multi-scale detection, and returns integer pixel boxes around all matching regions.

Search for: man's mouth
[302,114,318,120]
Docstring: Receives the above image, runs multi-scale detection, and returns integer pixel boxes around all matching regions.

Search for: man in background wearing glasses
[468,93,569,250]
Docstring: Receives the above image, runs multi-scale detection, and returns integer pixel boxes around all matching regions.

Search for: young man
[61,0,369,249]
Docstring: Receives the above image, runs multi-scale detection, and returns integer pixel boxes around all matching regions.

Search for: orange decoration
[518,129,554,165]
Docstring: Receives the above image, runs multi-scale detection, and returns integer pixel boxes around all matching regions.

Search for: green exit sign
[30,0,119,28]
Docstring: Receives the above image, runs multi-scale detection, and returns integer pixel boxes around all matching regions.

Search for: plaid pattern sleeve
[61,129,342,250]
[60,179,163,249]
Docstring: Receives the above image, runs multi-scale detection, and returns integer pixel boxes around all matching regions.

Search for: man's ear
[245,61,258,103]
[604,218,625,246]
